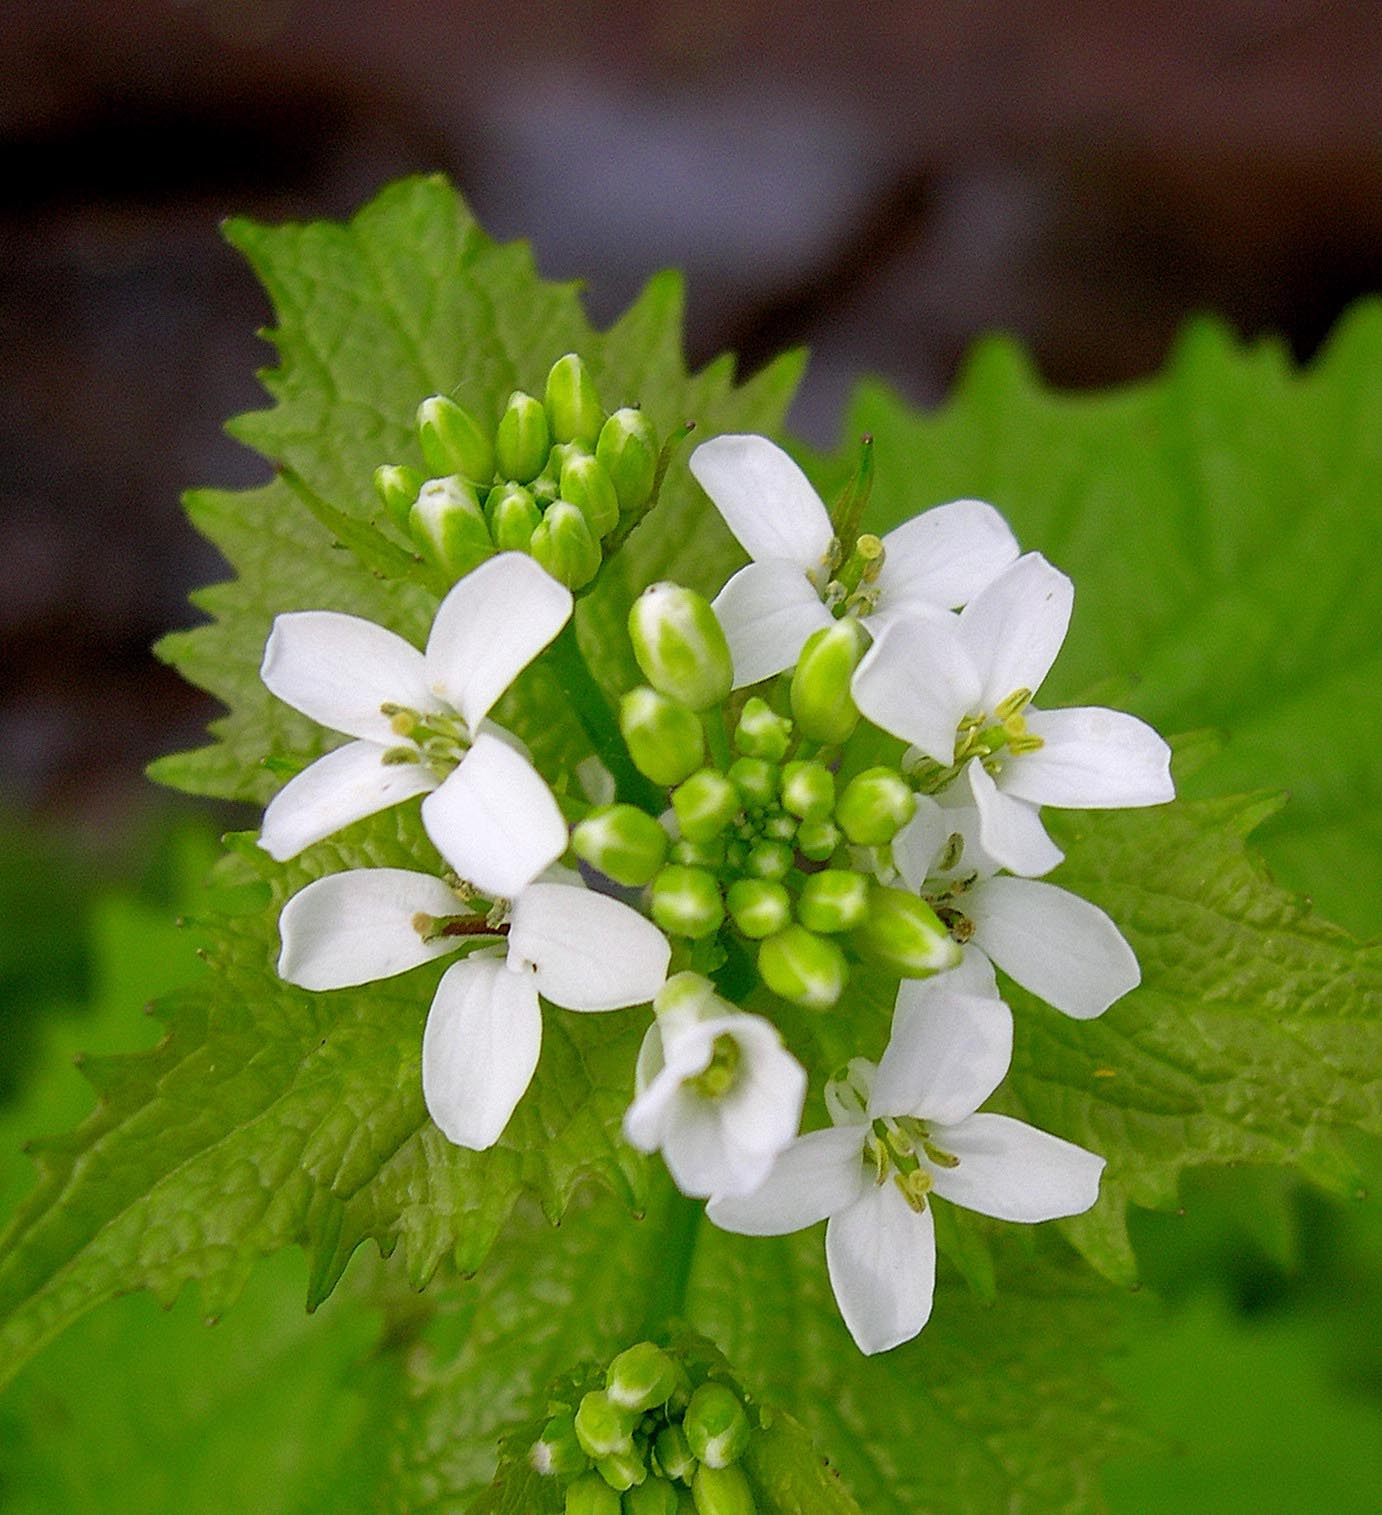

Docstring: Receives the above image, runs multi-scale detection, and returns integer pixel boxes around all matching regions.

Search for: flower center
[690,1034,742,1099]
[907,687,1045,794]
[865,1116,960,1213]
[378,702,473,777]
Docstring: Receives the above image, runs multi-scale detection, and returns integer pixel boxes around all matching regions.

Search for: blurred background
[1,2,1379,1509]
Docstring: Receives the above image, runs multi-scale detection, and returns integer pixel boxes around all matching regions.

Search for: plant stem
[636,1175,704,1338]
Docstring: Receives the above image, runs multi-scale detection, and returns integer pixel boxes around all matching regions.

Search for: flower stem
[702,708,732,771]
[636,1175,703,1338]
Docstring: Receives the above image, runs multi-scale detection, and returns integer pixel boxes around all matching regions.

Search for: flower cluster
[260,418,1173,1355]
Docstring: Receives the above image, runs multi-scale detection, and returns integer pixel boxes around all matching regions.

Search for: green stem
[636,1175,704,1338]
[702,708,732,771]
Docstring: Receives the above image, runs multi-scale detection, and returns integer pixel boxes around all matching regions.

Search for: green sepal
[486,483,542,553]
[629,584,734,713]
[409,476,493,581]
[417,394,495,484]
[373,462,423,530]
[597,407,658,513]
[835,768,916,846]
[790,622,864,745]
[619,688,705,787]
[651,866,725,940]
[495,389,551,483]
[757,925,848,1010]
[684,1382,751,1469]
[672,770,741,842]
[726,879,792,939]
[563,452,621,538]
[853,886,960,976]
[795,870,870,933]
[531,500,601,590]
[572,805,670,887]
[546,352,606,448]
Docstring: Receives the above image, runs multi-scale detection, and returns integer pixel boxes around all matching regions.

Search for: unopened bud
[563,452,621,538]
[416,395,494,484]
[485,482,542,553]
[607,1342,681,1413]
[575,1390,637,1459]
[762,813,798,842]
[572,805,669,887]
[854,886,962,976]
[779,760,834,821]
[546,353,605,448]
[619,688,704,786]
[597,1446,648,1492]
[684,1383,751,1470]
[691,1462,756,1514]
[758,925,848,1010]
[653,1422,697,1484]
[532,1410,589,1478]
[654,971,721,1024]
[836,768,916,845]
[626,1480,681,1514]
[672,769,740,841]
[651,866,724,940]
[796,870,870,933]
[733,699,792,762]
[727,757,776,809]
[409,477,493,581]
[795,818,841,862]
[671,836,726,869]
[743,840,792,881]
[373,463,423,530]
[568,1473,623,1515]
[629,584,734,712]
[597,407,658,513]
[725,879,791,939]
[495,390,550,482]
[531,500,602,590]
[790,621,864,745]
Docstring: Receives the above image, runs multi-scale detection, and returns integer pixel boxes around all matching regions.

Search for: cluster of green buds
[531,1341,759,1513]
[373,353,670,590]
[571,585,960,1011]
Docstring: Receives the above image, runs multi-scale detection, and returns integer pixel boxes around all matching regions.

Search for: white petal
[421,734,567,899]
[423,553,572,728]
[957,554,1073,708]
[875,983,1013,1125]
[950,946,1001,1000]
[826,1185,936,1355]
[890,795,947,892]
[874,499,1020,616]
[929,1113,1105,1222]
[421,952,543,1149]
[623,1026,688,1153]
[508,883,670,1011]
[277,868,463,990]
[966,760,1064,877]
[1002,707,1175,809]
[259,741,437,861]
[688,434,832,567]
[969,875,1140,1019]
[715,1018,807,1157]
[852,614,982,763]
[261,611,433,744]
[712,561,832,687]
[707,1127,867,1234]
[660,1096,774,1199]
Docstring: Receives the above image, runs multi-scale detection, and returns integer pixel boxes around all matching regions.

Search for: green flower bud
[409,477,493,581]
[485,482,542,553]
[672,769,740,842]
[625,1478,681,1514]
[795,818,841,862]
[563,452,621,538]
[854,886,962,976]
[495,390,550,482]
[762,813,798,842]
[531,500,602,590]
[684,1383,751,1470]
[597,1448,648,1492]
[727,757,776,809]
[725,879,792,939]
[796,869,870,934]
[836,767,917,845]
[576,1390,638,1459]
[671,836,726,869]
[733,698,792,761]
[607,1342,681,1413]
[790,621,864,745]
[654,971,721,1022]
[629,584,734,712]
[567,1472,623,1515]
[597,407,658,513]
[620,688,705,787]
[779,760,834,822]
[651,866,724,940]
[572,805,669,887]
[744,840,793,881]
[416,395,494,484]
[373,463,423,530]
[691,1462,756,1514]
[653,1422,697,1484]
[532,1410,589,1478]
[758,925,848,1010]
[546,353,605,448]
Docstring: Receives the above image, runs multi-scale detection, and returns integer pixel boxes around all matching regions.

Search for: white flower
[259,552,572,899]
[891,794,1140,1019]
[708,974,1104,1355]
[854,552,1174,876]
[624,973,806,1198]
[277,866,670,1150]
[688,434,1019,686]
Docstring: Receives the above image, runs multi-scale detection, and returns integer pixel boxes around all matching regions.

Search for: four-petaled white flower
[624,973,807,1198]
[708,974,1104,1355]
[689,434,1020,687]
[854,552,1175,876]
[277,866,670,1150]
[259,552,572,899]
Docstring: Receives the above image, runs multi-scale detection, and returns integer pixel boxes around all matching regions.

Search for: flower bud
[563,452,621,538]
[744,840,792,881]
[546,353,605,448]
[625,1477,681,1514]
[654,970,721,1023]
[416,395,494,485]
[796,870,870,934]
[653,1422,697,1484]
[532,1410,589,1478]
[607,1342,681,1413]
[409,477,493,581]
[495,390,550,482]
[619,688,705,787]
[758,925,848,1010]
[485,482,542,553]
[531,500,602,590]
[684,1383,751,1470]
[762,813,798,842]
[836,767,917,845]
[567,1473,623,1515]
[373,463,423,530]
[597,407,658,513]
[727,758,776,809]
[572,805,669,887]
[671,836,726,869]
[733,699,792,762]
[853,886,962,976]
[790,621,864,746]
[651,866,724,940]
[795,818,841,862]
[629,584,734,712]
[597,1447,648,1492]
[779,760,834,822]
[691,1462,757,1514]
[672,769,740,842]
[725,879,791,939]
[575,1390,638,1459]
